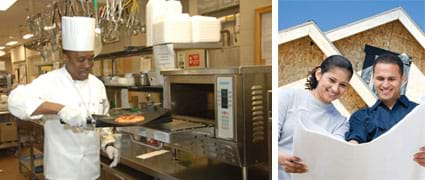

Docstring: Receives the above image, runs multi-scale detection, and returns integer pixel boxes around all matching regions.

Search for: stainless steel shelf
[167,42,222,49]
[95,46,153,60]
[105,85,163,92]
[200,4,239,15]
[95,43,222,60]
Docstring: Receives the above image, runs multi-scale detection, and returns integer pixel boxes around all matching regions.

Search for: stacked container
[146,0,166,46]
[191,16,221,42]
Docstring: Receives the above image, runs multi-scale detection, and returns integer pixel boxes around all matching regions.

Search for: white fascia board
[398,12,425,50]
[406,63,425,103]
[308,23,341,56]
[350,72,377,107]
[281,78,305,89]
[279,22,340,55]
[311,24,377,106]
[332,99,350,117]
[279,21,377,107]
[326,8,400,41]
[278,22,313,44]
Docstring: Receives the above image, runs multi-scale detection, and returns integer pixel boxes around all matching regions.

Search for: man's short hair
[373,54,404,76]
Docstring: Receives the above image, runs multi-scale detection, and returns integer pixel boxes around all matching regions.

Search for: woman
[278,55,353,180]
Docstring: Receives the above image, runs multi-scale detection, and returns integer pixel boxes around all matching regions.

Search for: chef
[8,16,120,179]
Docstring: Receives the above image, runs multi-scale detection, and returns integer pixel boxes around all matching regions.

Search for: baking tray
[92,107,172,127]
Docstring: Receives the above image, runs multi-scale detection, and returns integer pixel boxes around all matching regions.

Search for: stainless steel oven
[120,65,271,179]
[160,65,271,169]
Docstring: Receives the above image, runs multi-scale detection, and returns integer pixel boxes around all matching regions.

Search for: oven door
[163,74,237,141]
[164,75,216,125]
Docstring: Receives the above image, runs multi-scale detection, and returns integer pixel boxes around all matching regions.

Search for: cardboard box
[0,121,18,142]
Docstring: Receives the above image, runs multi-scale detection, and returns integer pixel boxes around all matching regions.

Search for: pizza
[115,114,145,123]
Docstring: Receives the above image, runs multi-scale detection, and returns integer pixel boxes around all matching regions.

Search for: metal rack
[94,46,153,60]
[97,43,222,109]
[16,119,44,179]
[94,43,222,61]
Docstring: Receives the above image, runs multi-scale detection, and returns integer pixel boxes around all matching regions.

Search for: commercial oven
[122,65,271,179]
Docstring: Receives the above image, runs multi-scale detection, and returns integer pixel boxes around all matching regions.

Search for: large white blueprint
[292,103,425,180]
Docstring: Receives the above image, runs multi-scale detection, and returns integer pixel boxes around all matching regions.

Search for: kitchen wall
[239,0,271,66]
[188,0,271,68]
[0,57,12,73]
[7,0,273,84]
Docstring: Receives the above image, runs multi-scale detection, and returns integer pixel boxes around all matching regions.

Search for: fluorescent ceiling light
[0,46,4,50]
[0,0,17,11]
[23,33,34,39]
[6,40,18,46]
[0,51,5,57]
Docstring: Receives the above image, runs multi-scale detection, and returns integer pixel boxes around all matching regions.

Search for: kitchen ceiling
[0,0,54,53]
[0,0,109,56]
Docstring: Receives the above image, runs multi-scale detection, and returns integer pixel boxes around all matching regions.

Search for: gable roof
[279,21,340,56]
[326,7,425,49]
[278,21,377,107]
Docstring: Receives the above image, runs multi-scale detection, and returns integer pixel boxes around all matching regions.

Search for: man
[345,54,425,167]
[8,16,120,179]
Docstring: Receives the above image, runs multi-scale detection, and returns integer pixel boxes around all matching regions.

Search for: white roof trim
[326,7,425,49]
[279,22,377,107]
[278,21,340,56]
[398,9,425,49]
[349,72,377,107]
[406,63,425,103]
[279,21,315,44]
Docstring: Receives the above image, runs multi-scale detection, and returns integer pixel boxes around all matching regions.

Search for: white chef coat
[8,66,115,180]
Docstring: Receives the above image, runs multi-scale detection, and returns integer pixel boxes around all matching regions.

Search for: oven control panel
[217,77,234,139]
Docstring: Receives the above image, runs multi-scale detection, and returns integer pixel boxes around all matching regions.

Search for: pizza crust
[115,115,145,123]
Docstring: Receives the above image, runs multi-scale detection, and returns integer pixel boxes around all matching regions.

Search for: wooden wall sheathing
[338,85,368,113]
[334,20,425,72]
[278,37,368,113]
[332,20,425,111]
[278,36,325,86]
[278,20,425,114]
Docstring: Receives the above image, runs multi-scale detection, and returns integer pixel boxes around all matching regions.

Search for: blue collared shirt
[345,95,417,143]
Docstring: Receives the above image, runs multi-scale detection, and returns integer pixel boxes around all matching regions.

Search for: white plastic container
[146,0,166,47]
[164,0,182,18]
[153,14,192,45]
[191,16,221,42]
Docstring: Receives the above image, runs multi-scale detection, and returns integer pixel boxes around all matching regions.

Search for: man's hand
[413,146,425,167]
[58,106,86,127]
[278,151,308,173]
[106,146,120,167]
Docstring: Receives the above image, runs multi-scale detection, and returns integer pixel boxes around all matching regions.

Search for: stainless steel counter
[0,111,10,115]
[102,134,268,180]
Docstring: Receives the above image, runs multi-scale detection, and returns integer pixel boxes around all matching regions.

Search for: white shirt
[8,66,114,180]
[278,87,348,180]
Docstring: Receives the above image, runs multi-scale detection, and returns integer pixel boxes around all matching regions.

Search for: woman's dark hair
[373,53,404,76]
[305,55,353,90]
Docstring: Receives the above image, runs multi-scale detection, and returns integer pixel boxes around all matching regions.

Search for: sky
[278,0,425,33]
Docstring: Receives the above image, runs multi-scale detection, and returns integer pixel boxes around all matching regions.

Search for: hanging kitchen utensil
[93,0,103,56]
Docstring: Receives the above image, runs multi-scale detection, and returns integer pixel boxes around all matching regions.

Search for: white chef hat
[61,16,95,51]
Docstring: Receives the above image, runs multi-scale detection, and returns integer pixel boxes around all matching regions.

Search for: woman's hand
[278,151,308,173]
[348,140,359,144]
[413,146,425,167]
